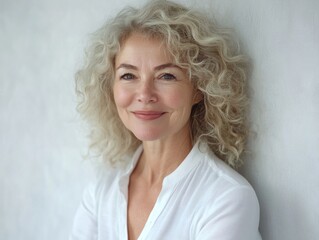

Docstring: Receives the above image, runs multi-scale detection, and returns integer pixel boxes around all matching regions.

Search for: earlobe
[193,90,203,105]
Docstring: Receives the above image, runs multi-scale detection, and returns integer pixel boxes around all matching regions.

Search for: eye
[120,73,135,80]
[159,73,176,80]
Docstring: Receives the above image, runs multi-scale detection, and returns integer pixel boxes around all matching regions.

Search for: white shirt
[70,142,262,240]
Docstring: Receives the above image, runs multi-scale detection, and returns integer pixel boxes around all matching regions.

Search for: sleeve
[69,182,98,240]
[195,186,262,240]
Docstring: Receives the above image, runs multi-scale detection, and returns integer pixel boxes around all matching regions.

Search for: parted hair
[76,0,248,168]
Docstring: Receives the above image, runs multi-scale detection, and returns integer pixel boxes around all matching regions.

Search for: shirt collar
[120,141,205,188]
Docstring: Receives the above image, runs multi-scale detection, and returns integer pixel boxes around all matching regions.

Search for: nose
[137,80,157,103]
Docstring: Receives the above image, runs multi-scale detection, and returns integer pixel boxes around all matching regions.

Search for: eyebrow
[116,63,182,71]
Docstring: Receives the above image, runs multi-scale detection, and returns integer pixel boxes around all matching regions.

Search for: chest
[127,178,162,240]
[96,166,213,239]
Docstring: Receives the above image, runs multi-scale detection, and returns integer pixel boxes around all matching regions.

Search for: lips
[132,111,166,120]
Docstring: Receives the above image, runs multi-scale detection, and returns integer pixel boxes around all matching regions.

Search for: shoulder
[186,142,260,215]
[195,143,255,192]
[190,144,261,239]
[81,167,119,201]
[190,142,260,212]
[84,145,142,202]
[196,149,260,214]
[197,145,260,208]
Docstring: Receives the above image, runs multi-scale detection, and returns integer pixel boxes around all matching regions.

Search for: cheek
[113,85,132,108]
[165,88,194,109]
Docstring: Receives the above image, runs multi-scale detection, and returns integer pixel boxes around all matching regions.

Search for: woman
[71,0,261,239]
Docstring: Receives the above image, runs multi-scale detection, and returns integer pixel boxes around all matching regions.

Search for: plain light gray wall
[1,0,318,239]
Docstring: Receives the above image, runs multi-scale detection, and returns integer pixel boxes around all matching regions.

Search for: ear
[192,90,203,105]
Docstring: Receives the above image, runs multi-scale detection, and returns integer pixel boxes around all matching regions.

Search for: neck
[134,128,193,186]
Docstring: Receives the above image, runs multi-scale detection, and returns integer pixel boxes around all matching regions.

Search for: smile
[132,111,166,120]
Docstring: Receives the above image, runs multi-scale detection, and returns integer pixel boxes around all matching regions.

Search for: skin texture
[113,33,201,240]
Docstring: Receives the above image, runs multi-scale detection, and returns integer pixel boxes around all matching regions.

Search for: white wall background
[1,0,318,239]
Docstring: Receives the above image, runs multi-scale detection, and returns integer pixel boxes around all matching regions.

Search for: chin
[132,130,164,142]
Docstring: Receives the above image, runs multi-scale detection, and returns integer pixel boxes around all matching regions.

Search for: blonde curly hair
[76,0,248,168]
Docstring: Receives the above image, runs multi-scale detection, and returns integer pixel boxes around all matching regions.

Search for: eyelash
[159,73,176,80]
[119,73,177,81]
[120,73,135,80]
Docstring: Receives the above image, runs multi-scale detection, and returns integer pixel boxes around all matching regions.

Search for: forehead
[115,33,174,65]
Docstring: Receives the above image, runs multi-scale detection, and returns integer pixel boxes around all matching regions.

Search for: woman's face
[113,33,199,142]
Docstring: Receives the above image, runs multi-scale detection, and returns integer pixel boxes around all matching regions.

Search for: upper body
[70,142,261,240]
[72,1,261,239]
